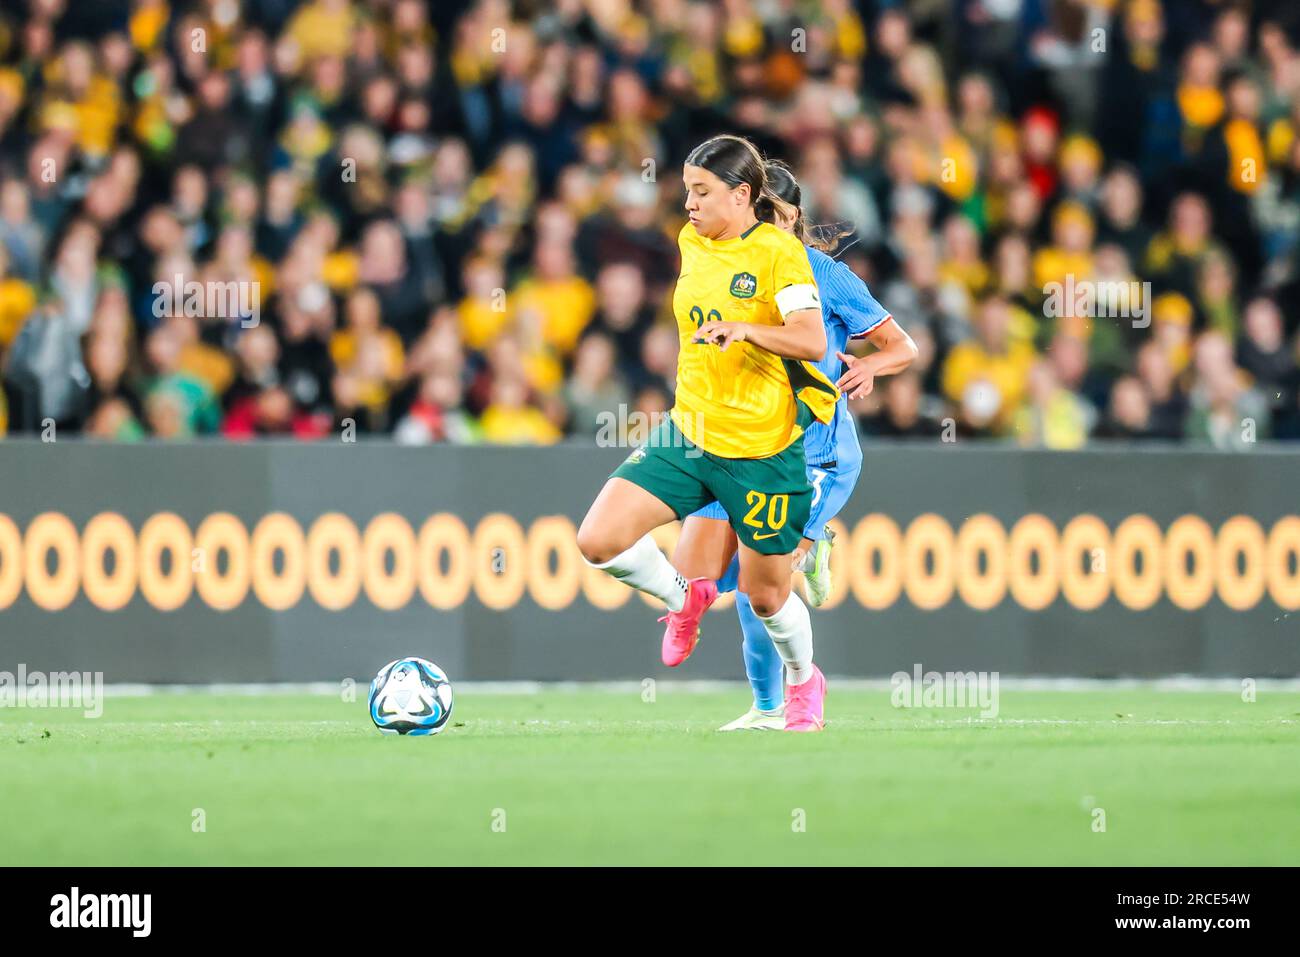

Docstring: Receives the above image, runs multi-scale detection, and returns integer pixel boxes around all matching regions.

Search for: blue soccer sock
[716,552,741,595]
[736,591,784,712]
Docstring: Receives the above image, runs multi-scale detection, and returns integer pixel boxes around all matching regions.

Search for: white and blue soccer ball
[368,657,453,736]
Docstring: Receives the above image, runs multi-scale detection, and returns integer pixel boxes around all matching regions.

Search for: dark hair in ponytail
[684,134,767,206]
[684,137,852,252]
[756,159,852,254]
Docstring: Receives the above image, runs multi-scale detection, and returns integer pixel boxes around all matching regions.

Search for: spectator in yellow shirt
[458,255,510,352]
[478,374,562,445]
[40,42,120,159]
[330,287,405,409]
[938,213,991,298]
[1151,291,1194,377]
[285,0,357,63]
[512,242,596,355]
[1015,359,1096,449]
[1177,42,1225,133]
[0,244,35,347]
[1032,201,1095,290]
[943,295,1037,435]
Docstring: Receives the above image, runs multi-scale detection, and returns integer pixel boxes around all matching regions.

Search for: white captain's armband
[775,283,820,318]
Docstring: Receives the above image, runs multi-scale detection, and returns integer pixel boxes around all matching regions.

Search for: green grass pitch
[2,688,1297,865]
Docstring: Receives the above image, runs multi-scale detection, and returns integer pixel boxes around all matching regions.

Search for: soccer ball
[368,657,454,736]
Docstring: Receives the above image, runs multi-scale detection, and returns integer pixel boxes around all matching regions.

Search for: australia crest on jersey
[729,271,757,299]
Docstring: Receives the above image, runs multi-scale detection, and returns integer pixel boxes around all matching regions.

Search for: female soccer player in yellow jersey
[676,160,918,732]
[577,134,837,731]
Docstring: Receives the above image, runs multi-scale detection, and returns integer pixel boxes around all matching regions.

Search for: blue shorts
[690,460,860,542]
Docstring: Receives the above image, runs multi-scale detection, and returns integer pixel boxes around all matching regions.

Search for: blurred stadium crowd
[2,0,1300,448]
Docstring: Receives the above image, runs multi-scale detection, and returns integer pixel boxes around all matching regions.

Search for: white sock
[585,534,688,612]
[757,591,814,685]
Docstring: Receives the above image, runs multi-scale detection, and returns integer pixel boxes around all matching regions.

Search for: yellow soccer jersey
[670,221,839,458]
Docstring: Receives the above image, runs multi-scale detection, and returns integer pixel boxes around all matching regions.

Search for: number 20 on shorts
[743,490,789,534]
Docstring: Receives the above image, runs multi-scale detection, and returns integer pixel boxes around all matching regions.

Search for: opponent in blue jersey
[670,160,919,731]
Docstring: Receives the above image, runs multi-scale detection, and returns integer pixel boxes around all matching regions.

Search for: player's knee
[746,583,789,619]
[576,519,621,566]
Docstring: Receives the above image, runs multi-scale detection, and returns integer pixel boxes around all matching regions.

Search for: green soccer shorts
[609,417,811,555]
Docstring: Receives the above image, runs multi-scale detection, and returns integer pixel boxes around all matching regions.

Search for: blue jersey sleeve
[805,246,892,340]
[824,257,891,339]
